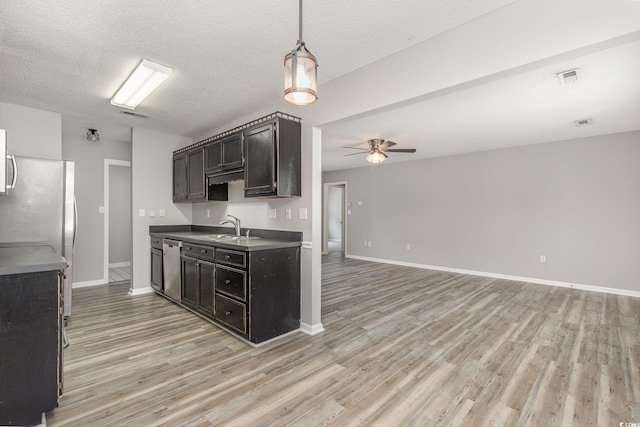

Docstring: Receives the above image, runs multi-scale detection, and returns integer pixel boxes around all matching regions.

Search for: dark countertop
[0,242,67,276]
[150,226,302,251]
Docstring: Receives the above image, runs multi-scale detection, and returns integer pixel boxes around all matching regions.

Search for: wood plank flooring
[47,253,640,426]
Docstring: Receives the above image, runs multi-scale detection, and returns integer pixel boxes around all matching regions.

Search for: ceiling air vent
[574,118,593,127]
[557,68,581,85]
[120,110,149,118]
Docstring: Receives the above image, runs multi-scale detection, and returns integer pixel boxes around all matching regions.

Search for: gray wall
[0,102,62,160]
[328,185,343,241]
[131,127,192,293]
[109,164,132,265]
[62,127,132,284]
[323,131,640,293]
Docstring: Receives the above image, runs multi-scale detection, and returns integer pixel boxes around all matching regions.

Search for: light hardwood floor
[48,254,640,426]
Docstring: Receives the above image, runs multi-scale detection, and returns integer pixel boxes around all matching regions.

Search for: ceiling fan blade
[385,148,416,153]
[342,146,369,151]
[378,140,396,150]
[344,152,367,156]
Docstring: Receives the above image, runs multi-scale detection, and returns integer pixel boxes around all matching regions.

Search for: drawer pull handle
[225,255,231,260]
[201,249,206,253]
[225,279,231,284]
[225,310,232,316]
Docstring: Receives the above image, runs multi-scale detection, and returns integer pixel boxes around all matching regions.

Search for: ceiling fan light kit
[343,138,416,164]
[284,0,318,106]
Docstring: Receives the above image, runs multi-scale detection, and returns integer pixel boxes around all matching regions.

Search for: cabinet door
[198,261,214,317]
[187,148,205,200]
[243,122,276,197]
[150,248,163,291]
[204,141,222,175]
[173,154,188,201]
[221,133,243,171]
[181,256,198,308]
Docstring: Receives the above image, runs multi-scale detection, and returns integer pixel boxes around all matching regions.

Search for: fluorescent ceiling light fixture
[111,59,172,109]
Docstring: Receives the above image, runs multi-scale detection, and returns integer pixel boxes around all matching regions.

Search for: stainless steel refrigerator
[0,154,76,317]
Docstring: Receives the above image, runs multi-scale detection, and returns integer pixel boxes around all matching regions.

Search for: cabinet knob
[225,279,231,284]
[225,255,231,260]
[201,249,206,253]
[225,310,232,316]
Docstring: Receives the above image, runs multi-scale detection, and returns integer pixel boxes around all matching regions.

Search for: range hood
[207,170,244,185]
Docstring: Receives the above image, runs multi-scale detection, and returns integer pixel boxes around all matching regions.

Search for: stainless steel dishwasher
[162,239,182,302]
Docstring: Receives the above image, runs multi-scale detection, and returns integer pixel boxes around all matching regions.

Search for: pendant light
[284,0,318,105]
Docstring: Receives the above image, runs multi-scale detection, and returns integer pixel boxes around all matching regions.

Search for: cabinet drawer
[182,243,215,262]
[151,236,163,249]
[215,294,246,336]
[216,248,246,268]
[215,265,246,301]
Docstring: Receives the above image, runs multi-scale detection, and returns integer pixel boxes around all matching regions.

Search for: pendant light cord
[298,0,303,45]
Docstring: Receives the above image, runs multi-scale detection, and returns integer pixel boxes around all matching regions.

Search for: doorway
[323,182,346,255]
[104,159,132,284]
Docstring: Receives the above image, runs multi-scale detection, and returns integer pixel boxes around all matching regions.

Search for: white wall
[130,127,192,294]
[62,126,131,284]
[324,131,640,294]
[0,102,62,160]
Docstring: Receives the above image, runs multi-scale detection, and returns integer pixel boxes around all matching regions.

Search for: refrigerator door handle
[73,193,78,248]
[6,154,17,189]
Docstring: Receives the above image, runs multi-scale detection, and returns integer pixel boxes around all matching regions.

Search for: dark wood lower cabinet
[0,270,63,426]
[214,246,300,344]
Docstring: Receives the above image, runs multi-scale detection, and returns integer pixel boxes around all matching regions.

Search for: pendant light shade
[284,0,318,105]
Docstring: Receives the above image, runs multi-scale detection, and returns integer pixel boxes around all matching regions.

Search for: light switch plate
[285,208,292,219]
[269,208,277,219]
[139,209,145,217]
[99,206,105,214]
[299,208,307,220]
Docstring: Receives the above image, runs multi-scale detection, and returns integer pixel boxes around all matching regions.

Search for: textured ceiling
[0,0,517,141]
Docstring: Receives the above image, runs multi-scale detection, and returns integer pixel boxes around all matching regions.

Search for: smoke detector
[574,118,593,127]
[557,68,581,85]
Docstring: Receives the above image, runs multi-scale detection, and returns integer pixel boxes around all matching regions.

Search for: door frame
[322,181,347,255]
[103,159,132,284]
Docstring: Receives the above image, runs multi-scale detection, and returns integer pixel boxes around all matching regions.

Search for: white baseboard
[72,279,105,288]
[346,254,640,299]
[109,261,131,268]
[128,286,155,296]
[300,321,325,335]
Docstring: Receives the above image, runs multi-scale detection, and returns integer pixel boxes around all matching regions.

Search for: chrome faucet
[219,214,241,237]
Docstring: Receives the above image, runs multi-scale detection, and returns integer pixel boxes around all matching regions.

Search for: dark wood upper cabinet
[204,140,222,175]
[205,133,243,175]
[243,118,301,198]
[186,148,205,200]
[172,153,187,201]
[173,113,301,202]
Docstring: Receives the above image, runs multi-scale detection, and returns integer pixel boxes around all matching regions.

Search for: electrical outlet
[99,206,105,214]
[159,208,165,217]
[205,209,210,218]
[299,208,307,220]
[149,211,156,218]
[406,243,411,250]
[367,241,372,247]
[269,208,277,219]
[285,208,292,219]
[139,209,145,217]
[364,240,368,247]
[540,255,546,263]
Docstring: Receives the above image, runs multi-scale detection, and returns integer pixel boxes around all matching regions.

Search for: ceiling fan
[343,139,416,164]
